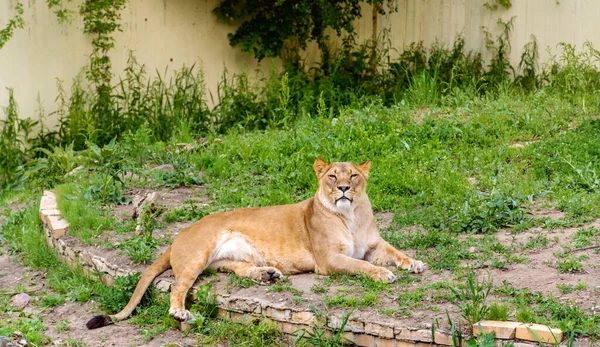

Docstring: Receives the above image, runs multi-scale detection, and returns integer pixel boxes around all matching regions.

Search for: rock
[0,336,11,347]
[152,164,175,172]
[132,192,158,219]
[11,293,32,309]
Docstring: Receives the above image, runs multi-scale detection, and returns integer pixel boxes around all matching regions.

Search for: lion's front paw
[169,307,194,322]
[371,267,396,283]
[255,267,283,283]
[405,259,425,274]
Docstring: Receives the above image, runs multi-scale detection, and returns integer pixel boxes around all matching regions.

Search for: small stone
[11,293,32,309]
[152,164,175,172]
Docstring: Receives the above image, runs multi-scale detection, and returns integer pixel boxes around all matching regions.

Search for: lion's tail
[86,246,172,329]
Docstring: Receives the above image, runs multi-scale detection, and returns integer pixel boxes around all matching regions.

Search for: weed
[557,256,586,273]
[295,309,353,347]
[163,201,207,223]
[227,273,258,288]
[557,280,587,294]
[486,302,511,321]
[188,284,218,327]
[97,273,157,314]
[324,292,378,308]
[266,278,303,297]
[54,320,71,333]
[40,294,67,308]
[450,271,493,326]
[311,284,327,294]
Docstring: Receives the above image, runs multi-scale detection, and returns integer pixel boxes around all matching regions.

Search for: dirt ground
[0,250,197,347]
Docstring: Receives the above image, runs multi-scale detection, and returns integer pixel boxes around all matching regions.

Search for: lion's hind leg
[211,259,283,283]
[169,252,210,322]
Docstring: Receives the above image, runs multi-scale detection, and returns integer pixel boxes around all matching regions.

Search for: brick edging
[39,190,561,347]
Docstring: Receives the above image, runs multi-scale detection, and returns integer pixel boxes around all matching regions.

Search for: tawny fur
[86,159,425,328]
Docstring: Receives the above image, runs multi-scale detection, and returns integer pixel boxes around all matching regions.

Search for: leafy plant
[188,284,218,327]
[295,309,353,347]
[450,271,493,326]
[97,273,157,314]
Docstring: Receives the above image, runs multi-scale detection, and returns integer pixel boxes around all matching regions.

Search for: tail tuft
[86,315,113,329]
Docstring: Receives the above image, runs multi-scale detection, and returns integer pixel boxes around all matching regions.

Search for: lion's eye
[350,174,358,179]
[328,175,336,180]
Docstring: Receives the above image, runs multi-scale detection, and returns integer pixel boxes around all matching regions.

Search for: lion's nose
[337,185,350,192]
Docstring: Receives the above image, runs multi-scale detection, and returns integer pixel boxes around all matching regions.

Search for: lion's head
[313,158,371,213]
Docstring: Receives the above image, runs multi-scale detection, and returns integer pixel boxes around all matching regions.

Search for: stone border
[39,190,562,347]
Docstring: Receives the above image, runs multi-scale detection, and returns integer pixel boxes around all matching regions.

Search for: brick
[290,310,315,325]
[216,309,230,320]
[515,323,563,344]
[342,332,356,343]
[40,191,58,211]
[39,209,61,223]
[263,307,291,321]
[47,215,68,239]
[513,342,538,347]
[396,341,418,347]
[328,315,364,333]
[364,322,394,338]
[434,332,456,346]
[354,333,376,347]
[101,274,113,286]
[395,329,432,343]
[473,320,522,339]
[177,321,193,331]
[374,337,397,347]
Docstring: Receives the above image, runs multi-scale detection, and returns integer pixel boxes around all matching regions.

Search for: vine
[0,1,25,50]
[1,1,74,50]
[79,0,128,142]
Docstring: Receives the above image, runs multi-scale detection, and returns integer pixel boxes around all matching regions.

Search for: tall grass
[2,35,600,191]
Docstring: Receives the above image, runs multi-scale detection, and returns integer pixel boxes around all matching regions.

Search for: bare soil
[0,250,197,347]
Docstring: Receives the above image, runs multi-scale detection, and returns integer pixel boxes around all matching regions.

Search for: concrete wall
[2,0,600,125]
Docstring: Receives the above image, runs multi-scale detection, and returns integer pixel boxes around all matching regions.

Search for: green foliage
[486,302,511,321]
[0,1,25,49]
[556,280,587,295]
[450,271,493,326]
[189,285,218,327]
[295,309,353,347]
[164,202,207,223]
[227,273,258,288]
[97,272,157,314]
[213,0,393,62]
[79,0,127,128]
[198,318,283,346]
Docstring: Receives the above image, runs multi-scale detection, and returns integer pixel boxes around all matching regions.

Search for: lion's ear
[313,158,329,177]
[357,160,371,179]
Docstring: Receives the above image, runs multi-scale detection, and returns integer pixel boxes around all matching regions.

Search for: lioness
[86,159,425,329]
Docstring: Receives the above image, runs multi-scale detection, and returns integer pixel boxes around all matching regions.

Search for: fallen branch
[571,245,600,253]
[0,286,43,296]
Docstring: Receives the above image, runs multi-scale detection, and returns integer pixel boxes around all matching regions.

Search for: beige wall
[0,0,272,125]
[2,0,600,125]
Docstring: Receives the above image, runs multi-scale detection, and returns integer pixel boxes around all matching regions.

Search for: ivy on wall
[79,0,127,98]
[0,1,24,49]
